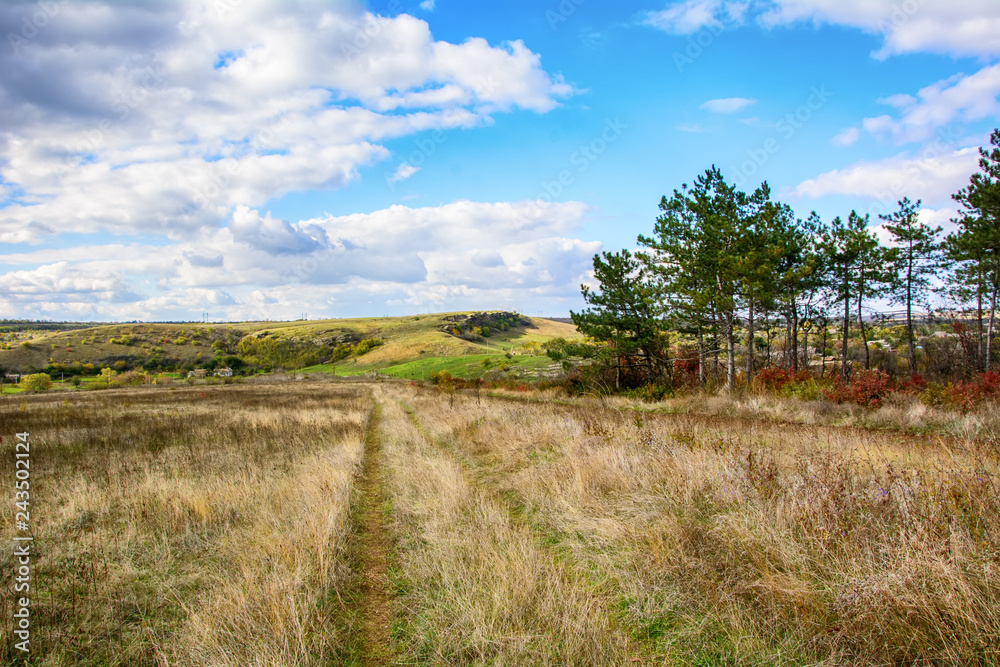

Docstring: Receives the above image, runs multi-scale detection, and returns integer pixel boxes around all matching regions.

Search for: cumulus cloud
[388,163,421,184]
[859,65,1000,144]
[700,97,756,113]
[832,127,861,147]
[230,206,328,256]
[0,1,576,244]
[792,146,980,207]
[644,0,749,34]
[758,0,1000,59]
[645,1,1000,58]
[0,200,600,320]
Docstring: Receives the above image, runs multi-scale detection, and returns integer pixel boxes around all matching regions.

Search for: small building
[188,369,207,379]
[215,367,233,377]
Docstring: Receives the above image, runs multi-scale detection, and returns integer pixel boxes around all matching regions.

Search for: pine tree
[571,250,666,389]
[880,198,942,376]
[951,129,1000,372]
[639,167,750,389]
[850,212,895,371]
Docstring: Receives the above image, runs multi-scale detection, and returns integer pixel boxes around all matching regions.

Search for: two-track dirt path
[348,398,392,666]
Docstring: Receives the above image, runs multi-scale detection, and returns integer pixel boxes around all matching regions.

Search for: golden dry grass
[384,384,1000,665]
[375,386,634,665]
[3,378,998,665]
[0,383,368,666]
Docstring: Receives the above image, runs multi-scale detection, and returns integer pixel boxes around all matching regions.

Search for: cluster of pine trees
[572,130,1000,390]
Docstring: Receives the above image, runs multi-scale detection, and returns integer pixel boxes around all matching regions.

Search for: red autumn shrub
[823,370,893,408]
[898,373,927,393]
[850,370,893,408]
[945,372,1000,412]
[753,367,792,392]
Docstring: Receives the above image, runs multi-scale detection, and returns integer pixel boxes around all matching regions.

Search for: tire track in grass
[343,398,392,666]
[394,395,649,664]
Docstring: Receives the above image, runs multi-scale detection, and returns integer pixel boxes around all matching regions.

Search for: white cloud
[0,200,600,320]
[872,207,959,247]
[759,0,1000,59]
[644,0,749,34]
[792,146,981,207]
[646,1,1000,58]
[388,163,421,184]
[859,65,1000,144]
[419,0,436,11]
[832,127,860,147]
[700,97,756,113]
[0,1,576,244]
[230,206,328,256]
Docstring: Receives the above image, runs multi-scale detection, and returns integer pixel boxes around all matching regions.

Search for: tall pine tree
[880,198,942,376]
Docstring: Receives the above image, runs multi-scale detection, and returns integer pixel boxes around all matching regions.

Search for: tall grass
[0,384,367,666]
[390,384,1000,665]
[376,386,634,665]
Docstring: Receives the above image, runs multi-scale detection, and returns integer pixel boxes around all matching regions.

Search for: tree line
[571,130,1000,391]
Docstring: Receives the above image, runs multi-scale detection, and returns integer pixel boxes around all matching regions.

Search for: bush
[112,371,149,387]
[625,383,671,402]
[752,367,792,392]
[20,373,53,392]
[430,370,452,385]
[781,378,821,401]
[823,370,893,408]
[942,372,1000,412]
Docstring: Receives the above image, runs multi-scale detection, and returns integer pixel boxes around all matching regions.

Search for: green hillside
[0,312,582,377]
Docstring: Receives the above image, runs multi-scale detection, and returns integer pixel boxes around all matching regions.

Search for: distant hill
[0,312,582,376]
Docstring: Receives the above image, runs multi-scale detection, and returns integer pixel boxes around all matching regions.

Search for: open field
[0,314,581,377]
[2,380,999,665]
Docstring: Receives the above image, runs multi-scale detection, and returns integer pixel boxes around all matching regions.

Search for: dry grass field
[2,379,999,665]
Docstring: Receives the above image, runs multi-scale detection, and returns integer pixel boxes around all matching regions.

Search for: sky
[1,0,998,322]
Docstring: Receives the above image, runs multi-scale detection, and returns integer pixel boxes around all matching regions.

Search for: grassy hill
[0,312,582,378]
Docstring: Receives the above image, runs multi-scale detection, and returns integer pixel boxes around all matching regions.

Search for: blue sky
[1,0,998,321]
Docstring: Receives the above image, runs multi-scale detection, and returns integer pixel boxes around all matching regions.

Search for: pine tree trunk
[784,311,791,371]
[726,310,736,390]
[842,272,851,380]
[615,329,621,390]
[978,266,985,372]
[791,304,799,375]
[712,308,720,384]
[821,326,828,378]
[858,296,870,370]
[988,279,999,372]
[764,312,772,367]
[745,300,755,382]
[906,251,917,376]
[697,325,706,385]
[803,325,809,375]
